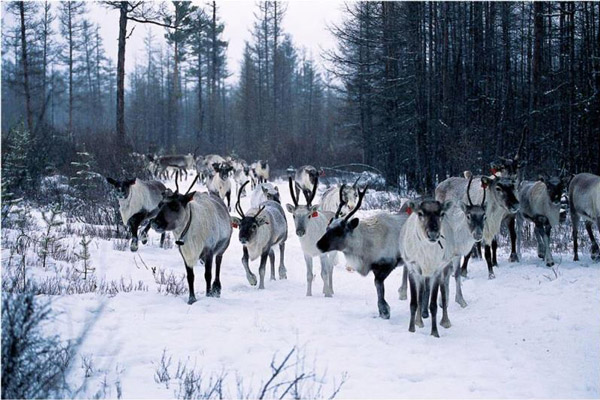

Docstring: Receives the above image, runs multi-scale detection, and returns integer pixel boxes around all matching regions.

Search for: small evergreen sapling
[38,205,65,269]
[75,235,95,280]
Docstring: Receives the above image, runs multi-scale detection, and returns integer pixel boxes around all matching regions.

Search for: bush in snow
[1,291,73,399]
[153,346,347,399]
[75,234,95,280]
[37,205,65,269]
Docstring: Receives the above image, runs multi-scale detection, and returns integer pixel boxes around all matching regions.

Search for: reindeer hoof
[187,296,197,305]
[546,260,555,267]
[279,268,287,280]
[378,302,390,319]
[431,330,440,338]
[421,309,429,319]
[441,318,452,329]
[509,253,519,262]
[130,240,139,252]
[416,319,424,328]
[247,274,257,286]
[460,269,468,278]
[488,273,496,280]
[325,292,333,298]
[409,324,416,333]
[209,282,221,297]
[399,290,407,301]
[456,297,468,308]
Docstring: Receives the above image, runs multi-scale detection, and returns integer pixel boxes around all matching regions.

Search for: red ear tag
[491,168,497,175]
[481,183,488,189]
[232,222,238,228]
[406,207,412,215]
[312,211,319,218]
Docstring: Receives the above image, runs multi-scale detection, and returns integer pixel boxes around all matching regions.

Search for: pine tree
[75,234,94,280]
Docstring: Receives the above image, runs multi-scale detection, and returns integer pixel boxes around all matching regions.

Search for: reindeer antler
[334,184,347,219]
[466,175,474,207]
[185,174,200,195]
[344,185,368,221]
[352,175,361,188]
[288,177,299,207]
[174,171,180,193]
[236,181,249,218]
[304,176,319,207]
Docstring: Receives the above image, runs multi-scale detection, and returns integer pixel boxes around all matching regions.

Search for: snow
[17,176,600,398]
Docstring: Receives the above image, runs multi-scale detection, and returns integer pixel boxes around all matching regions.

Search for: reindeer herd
[107,147,600,337]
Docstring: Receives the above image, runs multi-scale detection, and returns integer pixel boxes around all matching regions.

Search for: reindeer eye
[496,187,502,192]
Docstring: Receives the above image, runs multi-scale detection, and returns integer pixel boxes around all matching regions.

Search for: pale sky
[79,1,345,86]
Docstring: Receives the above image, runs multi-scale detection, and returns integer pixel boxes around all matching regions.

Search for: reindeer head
[408,199,453,243]
[286,177,319,237]
[106,177,136,200]
[316,185,367,253]
[214,162,234,180]
[460,176,486,242]
[261,184,280,203]
[539,175,569,205]
[481,176,520,214]
[150,174,198,235]
[231,181,269,245]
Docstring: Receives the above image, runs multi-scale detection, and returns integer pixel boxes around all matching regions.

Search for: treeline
[2,1,599,194]
[328,2,600,191]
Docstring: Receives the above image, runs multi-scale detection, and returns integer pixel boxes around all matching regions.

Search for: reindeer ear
[162,188,174,198]
[274,186,279,192]
[106,177,118,186]
[460,202,468,212]
[212,163,220,171]
[262,186,269,194]
[538,175,545,182]
[182,192,195,205]
[310,204,320,213]
[125,178,136,186]
[231,216,241,228]
[286,204,295,213]
[348,218,359,230]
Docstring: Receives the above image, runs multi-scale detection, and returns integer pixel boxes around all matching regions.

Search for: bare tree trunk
[116,1,127,139]
[19,1,33,131]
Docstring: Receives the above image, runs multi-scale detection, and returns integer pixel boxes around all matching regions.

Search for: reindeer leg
[415,276,424,328]
[408,273,418,332]
[421,276,430,319]
[305,254,314,296]
[398,265,408,300]
[572,212,580,261]
[542,219,554,267]
[185,264,196,304]
[127,212,146,252]
[242,247,257,286]
[160,233,166,248]
[461,251,472,278]
[454,257,467,307]
[320,256,333,297]
[534,220,545,259]
[258,253,268,289]
[278,241,287,279]
[485,244,495,279]
[372,263,393,319]
[586,221,600,261]
[491,238,498,267]
[269,249,276,280]
[440,266,452,328]
[204,253,213,296]
[328,257,334,295]
[226,190,231,212]
[508,215,519,262]
[430,275,440,337]
[212,254,222,297]
[140,216,151,245]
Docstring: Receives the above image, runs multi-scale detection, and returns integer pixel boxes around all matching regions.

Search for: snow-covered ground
[14,176,600,398]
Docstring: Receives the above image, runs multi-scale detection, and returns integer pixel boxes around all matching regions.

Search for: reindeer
[231,181,288,289]
[232,158,251,198]
[400,199,455,337]
[106,177,166,252]
[320,176,361,217]
[518,175,569,266]
[294,165,324,203]
[150,154,195,181]
[286,177,336,297]
[490,126,528,262]
[150,177,232,304]
[569,173,600,262]
[434,174,487,307]
[251,183,280,208]
[253,160,270,184]
[436,174,519,279]
[316,186,408,319]
[207,162,234,211]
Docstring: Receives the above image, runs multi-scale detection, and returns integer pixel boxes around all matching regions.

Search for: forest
[2,1,599,194]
